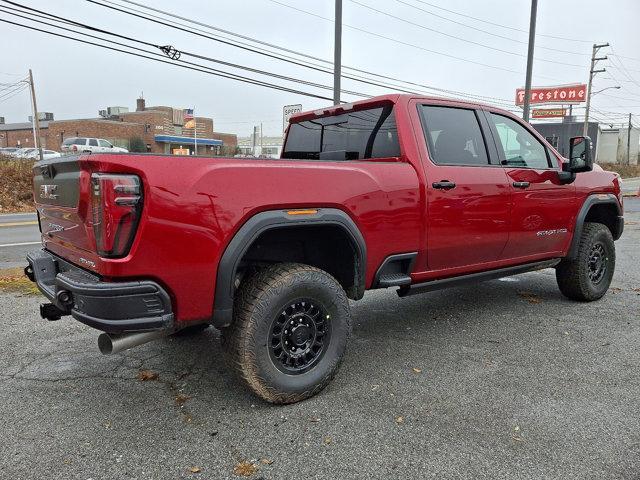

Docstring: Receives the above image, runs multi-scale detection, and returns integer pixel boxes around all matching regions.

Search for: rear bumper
[25,249,174,334]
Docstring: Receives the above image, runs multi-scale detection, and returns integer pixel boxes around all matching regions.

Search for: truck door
[415,104,511,272]
[485,111,575,259]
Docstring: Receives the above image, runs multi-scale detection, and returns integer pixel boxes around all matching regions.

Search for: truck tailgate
[33,156,94,254]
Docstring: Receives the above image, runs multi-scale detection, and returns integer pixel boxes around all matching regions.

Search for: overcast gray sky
[1,0,639,137]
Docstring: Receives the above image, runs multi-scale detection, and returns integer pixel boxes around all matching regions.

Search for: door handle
[432,180,456,190]
[513,181,530,189]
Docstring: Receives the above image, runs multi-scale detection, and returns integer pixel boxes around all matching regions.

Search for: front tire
[556,222,615,301]
[221,263,351,404]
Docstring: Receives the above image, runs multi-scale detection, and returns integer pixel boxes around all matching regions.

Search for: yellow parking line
[0,221,38,227]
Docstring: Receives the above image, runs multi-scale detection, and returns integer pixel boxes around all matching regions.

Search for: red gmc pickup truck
[26,94,624,404]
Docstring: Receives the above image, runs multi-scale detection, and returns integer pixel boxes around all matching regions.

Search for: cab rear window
[282,105,400,160]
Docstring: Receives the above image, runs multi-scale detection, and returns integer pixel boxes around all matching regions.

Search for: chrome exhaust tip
[98,330,167,355]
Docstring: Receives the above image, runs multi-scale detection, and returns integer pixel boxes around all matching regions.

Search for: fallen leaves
[412,368,422,374]
[175,393,191,406]
[0,267,40,295]
[233,461,258,477]
[395,416,405,425]
[517,291,541,304]
[512,425,525,442]
[188,466,202,473]
[137,370,159,381]
[260,458,273,465]
[323,436,332,445]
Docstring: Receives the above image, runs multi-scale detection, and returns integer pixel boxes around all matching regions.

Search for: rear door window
[418,105,490,166]
[282,105,400,160]
[88,139,98,147]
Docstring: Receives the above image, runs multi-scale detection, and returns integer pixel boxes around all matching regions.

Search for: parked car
[25,149,61,160]
[60,137,128,154]
[25,94,624,404]
[10,147,38,158]
[0,147,19,156]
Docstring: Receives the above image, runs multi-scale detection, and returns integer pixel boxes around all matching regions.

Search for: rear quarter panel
[54,154,421,323]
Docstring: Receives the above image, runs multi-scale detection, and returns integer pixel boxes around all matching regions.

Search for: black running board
[397,259,561,298]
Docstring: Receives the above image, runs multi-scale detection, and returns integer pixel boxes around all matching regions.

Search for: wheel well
[238,225,362,299]
[584,203,621,238]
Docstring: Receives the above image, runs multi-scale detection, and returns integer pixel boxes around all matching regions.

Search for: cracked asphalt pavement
[1,200,639,479]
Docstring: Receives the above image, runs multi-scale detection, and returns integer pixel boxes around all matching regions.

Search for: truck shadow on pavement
[6,268,603,412]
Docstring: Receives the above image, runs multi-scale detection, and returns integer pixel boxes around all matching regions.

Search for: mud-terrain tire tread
[556,222,615,301]
[221,263,351,404]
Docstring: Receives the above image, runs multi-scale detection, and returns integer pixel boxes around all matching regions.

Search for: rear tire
[221,263,351,404]
[556,222,615,301]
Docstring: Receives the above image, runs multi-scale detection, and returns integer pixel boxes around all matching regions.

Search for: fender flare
[211,208,366,327]
[567,193,623,260]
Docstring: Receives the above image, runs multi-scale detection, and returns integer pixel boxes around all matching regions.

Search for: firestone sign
[515,84,586,106]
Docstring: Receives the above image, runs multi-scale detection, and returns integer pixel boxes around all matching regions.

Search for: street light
[592,86,621,96]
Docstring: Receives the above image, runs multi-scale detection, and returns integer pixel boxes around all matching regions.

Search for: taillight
[91,173,142,258]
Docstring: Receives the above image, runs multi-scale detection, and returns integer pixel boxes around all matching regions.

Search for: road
[621,177,639,197]
[0,212,39,269]
[0,200,639,479]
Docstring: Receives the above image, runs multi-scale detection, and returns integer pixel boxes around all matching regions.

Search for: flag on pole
[183,108,195,129]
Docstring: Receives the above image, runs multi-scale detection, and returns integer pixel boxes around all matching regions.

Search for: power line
[4,1,426,103]
[107,0,519,104]
[0,17,344,102]
[0,82,28,102]
[82,0,518,106]
[77,0,443,97]
[349,0,586,67]
[392,0,588,56]
[407,0,593,44]
[266,0,561,79]
[0,4,377,99]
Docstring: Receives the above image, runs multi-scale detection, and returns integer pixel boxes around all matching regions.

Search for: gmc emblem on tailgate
[39,184,58,200]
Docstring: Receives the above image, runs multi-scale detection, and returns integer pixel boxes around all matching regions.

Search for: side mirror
[567,136,593,173]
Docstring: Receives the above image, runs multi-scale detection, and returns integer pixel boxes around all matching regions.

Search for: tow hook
[40,303,65,321]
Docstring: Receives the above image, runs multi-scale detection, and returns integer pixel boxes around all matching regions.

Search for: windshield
[282,104,400,160]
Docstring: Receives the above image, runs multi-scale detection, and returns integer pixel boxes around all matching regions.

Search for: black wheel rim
[587,242,608,285]
[268,299,331,375]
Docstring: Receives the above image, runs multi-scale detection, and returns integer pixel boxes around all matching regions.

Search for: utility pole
[627,113,632,165]
[583,43,609,136]
[522,0,538,123]
[333,0,342,105]
[28,69,43,161]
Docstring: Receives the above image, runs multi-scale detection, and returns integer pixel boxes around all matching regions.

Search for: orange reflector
[286,209,318,216]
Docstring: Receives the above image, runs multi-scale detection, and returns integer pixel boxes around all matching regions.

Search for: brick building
[0,97,237,156]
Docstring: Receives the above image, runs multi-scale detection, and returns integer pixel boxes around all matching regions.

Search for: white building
[237,134,283,158]
[597,127,639,164]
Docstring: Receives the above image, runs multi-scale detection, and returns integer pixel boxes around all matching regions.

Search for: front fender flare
[567,194,622,260]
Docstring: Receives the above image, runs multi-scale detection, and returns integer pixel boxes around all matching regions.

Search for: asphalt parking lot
[1,200,639,480]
